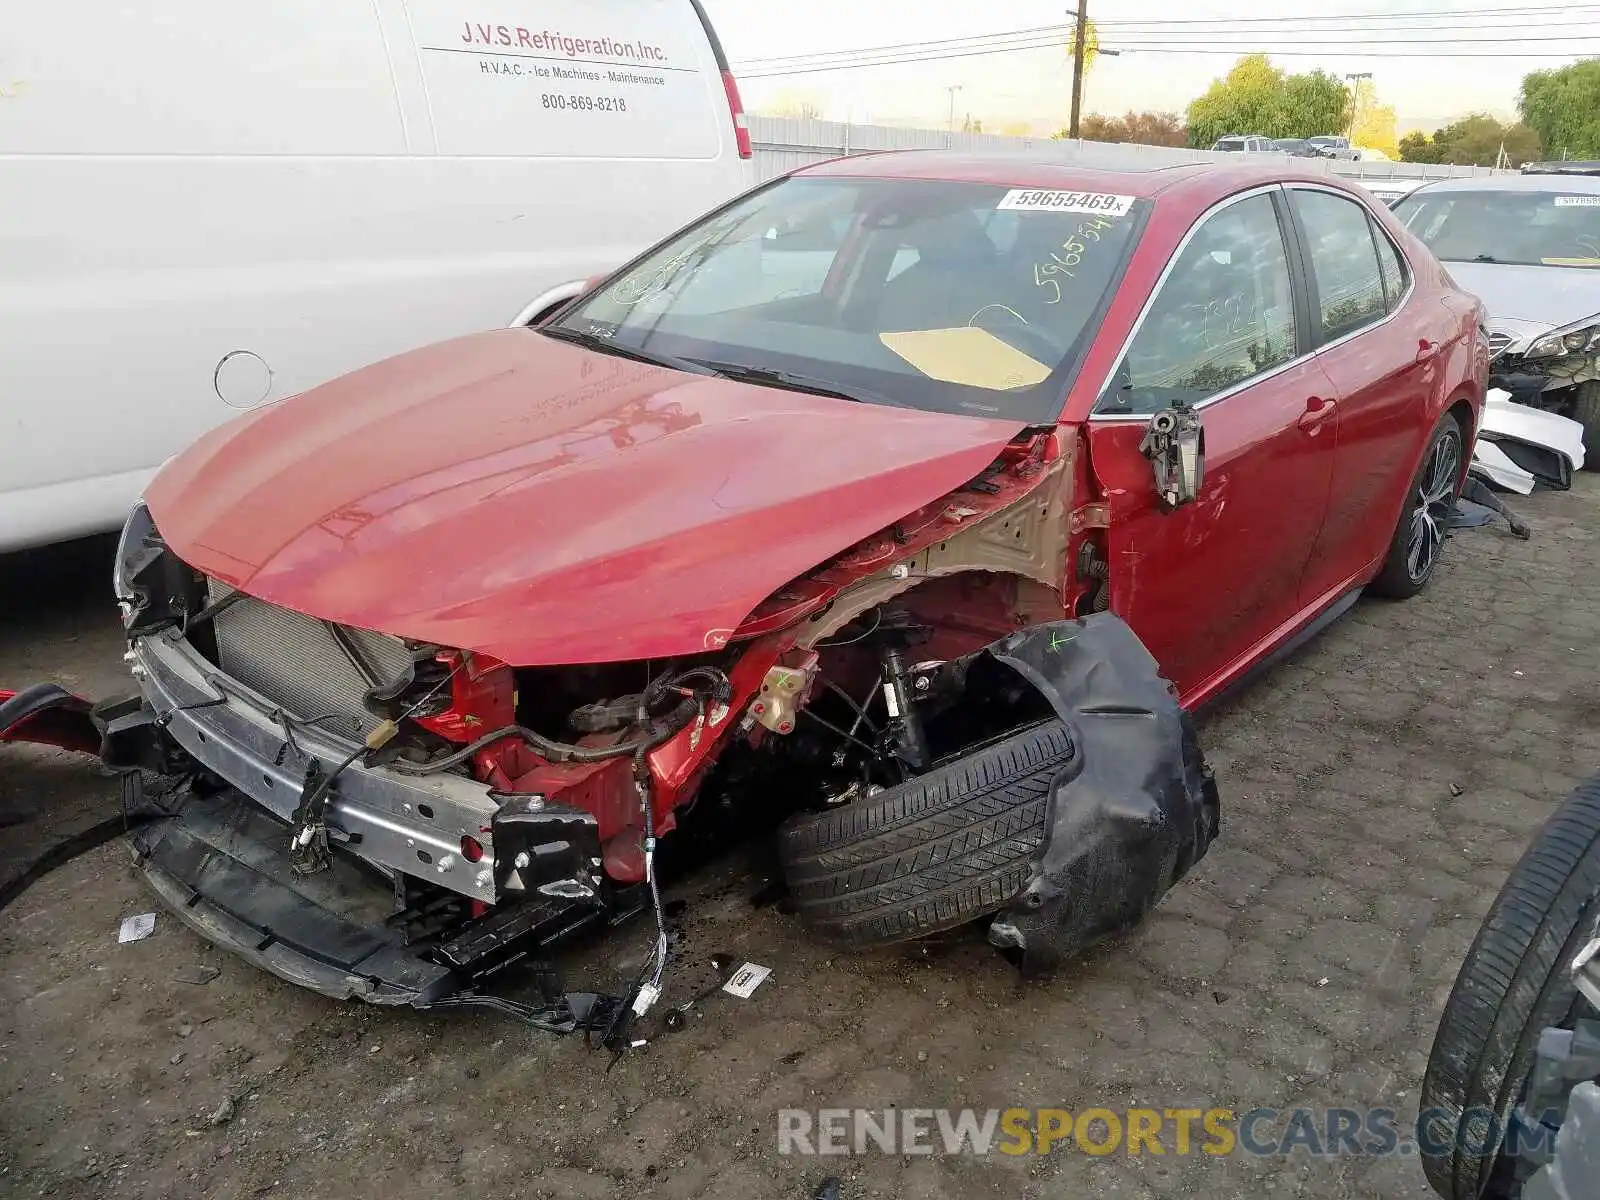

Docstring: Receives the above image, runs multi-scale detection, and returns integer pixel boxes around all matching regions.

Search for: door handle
[1298,395,1336,431]
[1416,338,1440,363]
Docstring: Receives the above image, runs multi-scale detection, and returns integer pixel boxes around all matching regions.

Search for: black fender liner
[0,684,99,754]
[983,613,1220,975]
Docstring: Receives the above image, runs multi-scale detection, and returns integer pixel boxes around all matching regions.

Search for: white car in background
[1307,135,1359,160]
[1394,171,1600,465]
[0,0,753,552]
[1210,134,1274,153]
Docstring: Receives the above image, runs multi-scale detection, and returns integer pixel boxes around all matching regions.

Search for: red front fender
[0,686,101,755]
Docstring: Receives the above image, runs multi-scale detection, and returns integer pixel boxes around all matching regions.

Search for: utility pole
[1069,0,1088,138]
[1343,71,1372,141]
[946,84,963,132]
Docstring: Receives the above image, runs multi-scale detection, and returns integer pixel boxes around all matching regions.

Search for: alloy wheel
[1407,428,1462,583]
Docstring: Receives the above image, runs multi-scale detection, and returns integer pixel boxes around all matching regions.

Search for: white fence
[747,115,1510,184]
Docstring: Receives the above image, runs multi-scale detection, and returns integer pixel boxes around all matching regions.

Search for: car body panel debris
[1476,388,1588,490]
[721,962,772,998]
[1473,440,1539,494]
[0,685,99,754]
[118,913,156,943]
[983,616,1220,973]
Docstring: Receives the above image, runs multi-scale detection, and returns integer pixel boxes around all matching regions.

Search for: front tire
[1368,411,1464,599]
[777,720,1071,947]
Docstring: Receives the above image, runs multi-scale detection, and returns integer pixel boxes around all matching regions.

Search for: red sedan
[92,154,1486,1039]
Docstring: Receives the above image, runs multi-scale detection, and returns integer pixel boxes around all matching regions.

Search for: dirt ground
[3,482,1599,1200]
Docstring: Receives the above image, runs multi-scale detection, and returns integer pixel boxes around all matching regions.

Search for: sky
[702,0,1600,136]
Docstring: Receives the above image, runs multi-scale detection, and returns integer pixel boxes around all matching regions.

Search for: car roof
[793,150,1369,208]
[1407,172,1600,196]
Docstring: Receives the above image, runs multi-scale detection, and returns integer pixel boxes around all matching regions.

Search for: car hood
[146,329,1030,665]
[1442,261,1600,342]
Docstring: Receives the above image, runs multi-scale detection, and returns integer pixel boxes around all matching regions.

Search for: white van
[0,0,752,552]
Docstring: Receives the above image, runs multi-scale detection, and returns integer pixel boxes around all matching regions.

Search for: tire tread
[776,720,1075,947]
[1419,777,1600,1199]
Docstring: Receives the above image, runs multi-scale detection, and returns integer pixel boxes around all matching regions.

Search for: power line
[732,6,1600,71]
[1104,44,1596,56]
[739,34,1600,78]
[735,22,1600,76]
[739,35,1072,78]
[1095,3,1600,24]
[1110,34,1600,44]
[734,24,1068,69]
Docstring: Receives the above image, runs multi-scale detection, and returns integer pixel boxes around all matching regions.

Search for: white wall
[747,115,1510,186]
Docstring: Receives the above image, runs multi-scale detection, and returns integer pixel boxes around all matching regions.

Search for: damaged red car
[77,154,1487,1042]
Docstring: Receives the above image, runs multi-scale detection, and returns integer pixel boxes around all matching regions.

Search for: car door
[1286,186,1446,606]
[1085,187,1338,701]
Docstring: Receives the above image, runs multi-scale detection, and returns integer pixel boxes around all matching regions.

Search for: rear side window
[1372,222,1411,310]
[408,0,726,159]
[1101,191,1299,414]
[1290,189,1388,342]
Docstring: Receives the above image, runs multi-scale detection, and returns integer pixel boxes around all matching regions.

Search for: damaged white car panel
[1471,440,1537,495]
[1473,387,1588,491]
[1484,390,1588,470]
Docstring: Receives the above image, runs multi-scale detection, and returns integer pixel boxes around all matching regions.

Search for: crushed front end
[1488,318,1600,466]
[97,421,1219,1044]
[108,502,737,1042]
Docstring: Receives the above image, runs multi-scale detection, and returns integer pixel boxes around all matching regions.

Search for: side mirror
[1138,404,1205,510]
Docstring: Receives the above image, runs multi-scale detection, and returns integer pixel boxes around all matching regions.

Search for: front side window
[1291,189,1389,341]
[552,176,1149,422]
[1099,191,1299,415]
[1393,189,1600,268]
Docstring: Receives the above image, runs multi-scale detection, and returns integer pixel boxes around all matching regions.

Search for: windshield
[1393,189,1600,268]
[550,175,1149,421]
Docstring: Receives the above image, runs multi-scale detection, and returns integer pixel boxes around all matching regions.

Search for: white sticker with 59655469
[997,189,1134,216]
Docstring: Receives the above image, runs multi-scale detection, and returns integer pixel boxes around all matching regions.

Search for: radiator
[208,582,415,737]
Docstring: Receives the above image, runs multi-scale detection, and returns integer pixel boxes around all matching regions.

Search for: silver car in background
[1394,171,1600,464]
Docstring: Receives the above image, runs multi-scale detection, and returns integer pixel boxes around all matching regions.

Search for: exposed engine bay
[83,429,1216,1052]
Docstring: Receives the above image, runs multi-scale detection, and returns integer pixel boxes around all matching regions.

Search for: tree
[1348,79,1399,160]
[1398,130,1440,164]
[1519,59,1600,160]
[1186,54,1285,147]
[1069,111,1188,146]
[1123,111,1188,147]
[1067,18,1100,77]
[1184,54,1350,147]
[1402,114,1543,166]
[1077,114,1124,142]
[1282,70,1351,139]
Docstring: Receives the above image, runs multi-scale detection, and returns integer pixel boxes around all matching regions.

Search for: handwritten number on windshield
[1032,215,1120,304]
